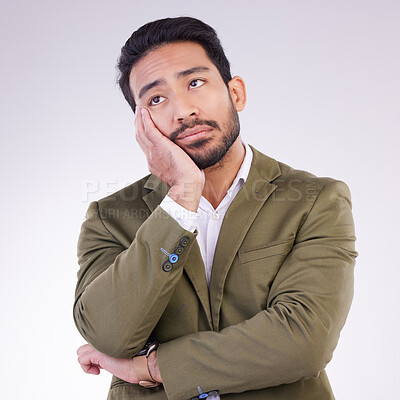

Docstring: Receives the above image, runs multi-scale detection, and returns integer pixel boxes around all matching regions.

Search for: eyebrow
[138,66,211,100]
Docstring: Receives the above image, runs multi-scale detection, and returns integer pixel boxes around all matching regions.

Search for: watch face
[133,348,147,357]
[133,336,159,357]
[146,336,158,347]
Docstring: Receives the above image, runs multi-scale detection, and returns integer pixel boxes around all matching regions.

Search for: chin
[185,137,212,150]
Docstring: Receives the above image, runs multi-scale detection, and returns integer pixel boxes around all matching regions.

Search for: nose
[172,94,199,123]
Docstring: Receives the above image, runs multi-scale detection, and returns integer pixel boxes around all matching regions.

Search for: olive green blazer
[74,145,357,400]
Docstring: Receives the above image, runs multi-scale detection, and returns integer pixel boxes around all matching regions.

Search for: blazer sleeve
[156,180,358,400]
[73,201,197,358]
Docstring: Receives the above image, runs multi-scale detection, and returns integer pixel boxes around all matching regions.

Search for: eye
[149,95,166,106]
[189,79,205,89]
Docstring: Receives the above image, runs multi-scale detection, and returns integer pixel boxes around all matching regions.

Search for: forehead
[129,41,220,98]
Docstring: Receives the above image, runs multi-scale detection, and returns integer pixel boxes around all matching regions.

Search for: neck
[202,137,246,209]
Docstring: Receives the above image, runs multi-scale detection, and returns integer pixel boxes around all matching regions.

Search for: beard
[170,98,241,170]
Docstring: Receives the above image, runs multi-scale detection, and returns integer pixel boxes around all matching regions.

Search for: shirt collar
[198,139,253,211]
[226,139,253,197]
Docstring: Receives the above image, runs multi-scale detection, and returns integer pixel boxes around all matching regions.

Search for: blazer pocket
[239,235,295,265]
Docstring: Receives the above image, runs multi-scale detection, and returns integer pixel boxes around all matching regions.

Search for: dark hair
[117,16,232,113]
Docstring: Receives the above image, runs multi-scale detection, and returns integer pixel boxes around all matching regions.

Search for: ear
[228,76,247,112]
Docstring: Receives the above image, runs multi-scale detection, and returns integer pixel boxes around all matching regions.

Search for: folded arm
[73,201,197,358]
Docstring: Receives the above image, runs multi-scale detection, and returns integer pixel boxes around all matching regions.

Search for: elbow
[296,331,337,380]
[73,298,145,358]
[301,347,332,380]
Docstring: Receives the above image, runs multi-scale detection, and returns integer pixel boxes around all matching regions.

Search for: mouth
[177,126,213,144]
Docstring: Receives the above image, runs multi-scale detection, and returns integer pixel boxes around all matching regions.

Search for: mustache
[169,119,220,142]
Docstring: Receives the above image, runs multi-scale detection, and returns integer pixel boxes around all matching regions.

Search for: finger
[77,343,92,356]
[86,366,101,375]
[80,362,101,375]
[135,133,151,157]
[140,107,165,145]
[135,120,152,150]
[135,106,153,148]
[78,353,101,375]
[134,112,152,155]
[134,105,142,130]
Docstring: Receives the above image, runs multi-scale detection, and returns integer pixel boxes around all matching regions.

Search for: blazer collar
[247,144,281,183]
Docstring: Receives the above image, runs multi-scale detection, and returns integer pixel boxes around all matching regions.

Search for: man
[74,16,357,400]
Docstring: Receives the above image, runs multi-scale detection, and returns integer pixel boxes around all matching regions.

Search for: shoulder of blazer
[87,174,168,239]
[248,144,343,201]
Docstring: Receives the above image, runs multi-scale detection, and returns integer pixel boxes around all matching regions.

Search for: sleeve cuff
[160,195,198,233]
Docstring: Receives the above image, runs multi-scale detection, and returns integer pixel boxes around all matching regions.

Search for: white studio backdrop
[0,0,399,398]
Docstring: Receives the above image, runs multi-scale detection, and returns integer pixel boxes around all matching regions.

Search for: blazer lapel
[142,174,169,212]
[182,239,213,329]
[209,146,281,331]
[143,174,213,329]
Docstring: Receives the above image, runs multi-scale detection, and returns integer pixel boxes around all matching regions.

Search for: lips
[178,125,213,140]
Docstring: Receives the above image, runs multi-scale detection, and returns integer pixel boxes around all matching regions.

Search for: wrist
[168,180,203,212]
[132,337,161,387]
[133,354,160,387]
[147,351,162,383]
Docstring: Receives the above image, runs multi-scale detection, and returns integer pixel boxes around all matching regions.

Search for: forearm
[157,275,353,399]
[158,287,352,398]
[77,342,162,385]
[74,202,197,358]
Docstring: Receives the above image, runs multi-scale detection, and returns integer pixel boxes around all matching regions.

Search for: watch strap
[134,355,160,388]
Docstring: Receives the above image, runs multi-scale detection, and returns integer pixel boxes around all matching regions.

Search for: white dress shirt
[160,141,253,286]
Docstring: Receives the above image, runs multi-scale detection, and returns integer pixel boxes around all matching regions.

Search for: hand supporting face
[134,106,205,212]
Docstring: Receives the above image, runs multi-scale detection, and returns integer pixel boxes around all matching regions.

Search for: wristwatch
[132,337,160,388]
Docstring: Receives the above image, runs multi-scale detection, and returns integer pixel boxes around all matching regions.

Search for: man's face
[129,41,241,169]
